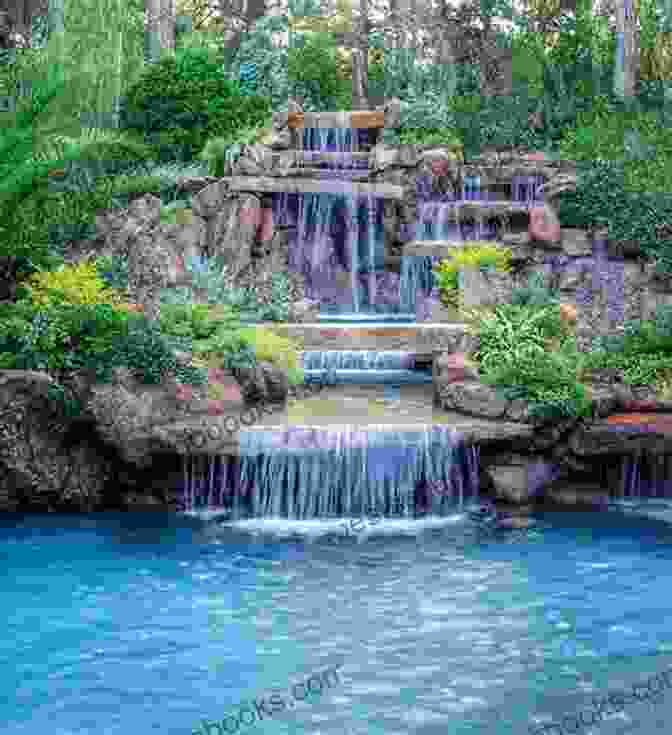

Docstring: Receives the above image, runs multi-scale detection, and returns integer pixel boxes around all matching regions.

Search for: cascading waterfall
[301,350,432,385]
[302,351,416,371]
[511,174,546,205]
[180,427,480,519]
[617,453,672,499]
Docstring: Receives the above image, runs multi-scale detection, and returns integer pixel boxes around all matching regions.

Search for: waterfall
[618,453,672,499]
[180,428,480,518]
[511,175,546,205]
[302,351,416,371]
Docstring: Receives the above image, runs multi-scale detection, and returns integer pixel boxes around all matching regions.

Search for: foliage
[26,260,125,308]
[118,46,272,164]
[159,303,241,341]
[108,317,182,384]
[510,271,560,307]
[236,327,302,371]
[433,243,513,307]
[465,300,590,419]
[583,305,672,388]
[397,127,463,150]
[0,301,134,373]
[225,12,292,110]
[558,96,672,195]
[196,113,275,177]
[555,158,672,274]
[286,30,343,110]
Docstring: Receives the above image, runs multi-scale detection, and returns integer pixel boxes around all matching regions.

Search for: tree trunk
[615,0,639,100]
[159,0,175,54]
[145,0,162,63]
[47,0,64,65]
[351,0,369,109]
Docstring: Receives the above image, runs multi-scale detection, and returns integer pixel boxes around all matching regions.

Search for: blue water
[4,509,672,735]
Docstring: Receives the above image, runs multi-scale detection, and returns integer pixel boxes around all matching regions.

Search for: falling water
[618,453,672,499]
[179,428,480,518]
[511,174,546,205]
[301,350,432,385]
[302,351,416,371]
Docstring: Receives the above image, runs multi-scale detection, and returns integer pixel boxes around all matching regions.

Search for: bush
[584,305,672,388]
[236,326,302,371]
[118,46,272,164]
[558,97,672,195]
[286,31,343,110]
[0,301,133,373]
[555,158,672,274]
[510,271,560,308]
[96,255,129,293]
[397,127,463,150]
[26,260,126,308]
[433,242,512,308]
[466,301,590,418]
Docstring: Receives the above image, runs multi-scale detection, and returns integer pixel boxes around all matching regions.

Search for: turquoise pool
[3,508,672,735]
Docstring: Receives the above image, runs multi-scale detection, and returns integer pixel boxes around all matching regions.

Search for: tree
[144,0,175,65]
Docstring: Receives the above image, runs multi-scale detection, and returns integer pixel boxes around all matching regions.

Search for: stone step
[222,176,404,199]
[288,110,385,129]
[294,151,371,163]
[403,241,465,258]
[289,167,371,180]
[271,322,472,352]
[416,200,534,220]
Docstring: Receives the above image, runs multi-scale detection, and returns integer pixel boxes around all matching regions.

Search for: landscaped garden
[1,0,672,419]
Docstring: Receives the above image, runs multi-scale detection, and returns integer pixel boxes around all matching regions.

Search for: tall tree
[350,0,369,107]
[614,0,639,99]
[144,0,175,64]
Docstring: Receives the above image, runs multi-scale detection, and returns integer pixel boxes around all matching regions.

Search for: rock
[379,96,401,128]
[86,363,249,463]
[208,193,260,276]
[0,370,118,511]
[434,352,479,384]
[232,362,288,406]
[545,482,610,507]
[484,454,561,504]
[439,380,510,419]
[528,203,561,244]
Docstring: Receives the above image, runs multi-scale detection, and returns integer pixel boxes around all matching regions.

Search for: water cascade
[617,453,672,499]
[302,350,432,385]
[180,428,480,519]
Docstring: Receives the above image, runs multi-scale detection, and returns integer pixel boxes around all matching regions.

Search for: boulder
[207,192,260,276]
[232,362,289,406]
[0,370,117,511]
[528,203,561,245]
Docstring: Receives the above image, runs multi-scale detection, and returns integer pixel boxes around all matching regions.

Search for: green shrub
[397,127,463,149]
[466,300,590,419]
[236,326,301,371]
[0,301,133,373]
[286,31,343,110]
[558,95,672,195]
[109,317,180,384]
[26,260,125,308]
[96,255,129,293]
[556,158,672,274]
[510,272,560,308]
[433,243,512,309]
[118,46,272,164]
